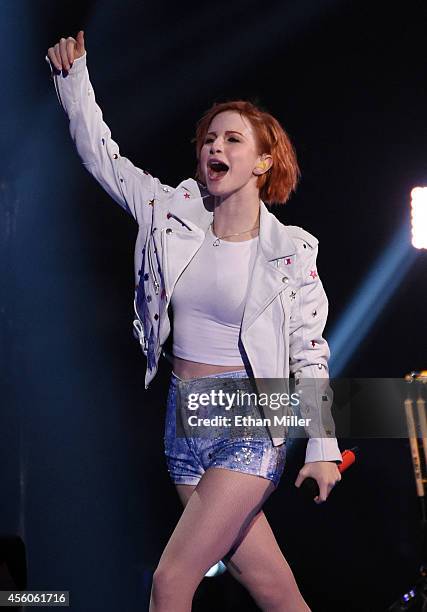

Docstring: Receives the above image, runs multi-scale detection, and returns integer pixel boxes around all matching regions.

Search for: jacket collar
[164,182,297,334]
[258,200,296,260]
[175,180,297,260]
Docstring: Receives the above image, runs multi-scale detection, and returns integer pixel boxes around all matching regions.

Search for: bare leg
[221,508,310,611]
[176,479,311,612]
[149,468,310,612]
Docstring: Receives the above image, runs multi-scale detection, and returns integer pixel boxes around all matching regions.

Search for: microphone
[299,447,358,500]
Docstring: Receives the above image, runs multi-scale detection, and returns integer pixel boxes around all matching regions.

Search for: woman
[47,31,342,612]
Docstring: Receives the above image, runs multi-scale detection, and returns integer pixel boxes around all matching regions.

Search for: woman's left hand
[295,461,341,504]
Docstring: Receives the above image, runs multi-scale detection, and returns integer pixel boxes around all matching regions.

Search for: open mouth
[207,160,229,181]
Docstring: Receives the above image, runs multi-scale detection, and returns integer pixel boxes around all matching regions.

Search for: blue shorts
[164,369,287,488]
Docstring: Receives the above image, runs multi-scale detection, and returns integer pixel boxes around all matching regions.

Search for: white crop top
[171,225,258,365]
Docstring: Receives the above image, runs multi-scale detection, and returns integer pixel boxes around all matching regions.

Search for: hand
[295,461,341,504]
[47,30,86,72]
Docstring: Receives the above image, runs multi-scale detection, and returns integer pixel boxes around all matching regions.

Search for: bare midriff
[172,355,246,380]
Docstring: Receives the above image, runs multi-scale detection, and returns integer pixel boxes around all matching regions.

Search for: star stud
[309,270,318,279]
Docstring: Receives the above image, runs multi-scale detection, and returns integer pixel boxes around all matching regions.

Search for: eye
[204,136,240,144]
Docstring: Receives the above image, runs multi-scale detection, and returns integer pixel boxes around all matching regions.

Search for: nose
[209,137,223,154]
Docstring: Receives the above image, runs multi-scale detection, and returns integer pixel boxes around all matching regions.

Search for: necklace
[210,221,260,247]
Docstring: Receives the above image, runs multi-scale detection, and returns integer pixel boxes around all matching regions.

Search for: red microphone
[299,447,358,500]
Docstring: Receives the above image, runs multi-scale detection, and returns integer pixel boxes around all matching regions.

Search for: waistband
[171,368,249,386]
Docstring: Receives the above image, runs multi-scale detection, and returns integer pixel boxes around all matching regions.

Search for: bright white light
[204,560,227,578]
[411,186,427,249]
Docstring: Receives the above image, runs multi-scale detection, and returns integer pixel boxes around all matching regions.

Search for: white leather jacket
[46,52,342,464]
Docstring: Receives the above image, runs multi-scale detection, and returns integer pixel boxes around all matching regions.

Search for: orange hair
[192,99,300,205]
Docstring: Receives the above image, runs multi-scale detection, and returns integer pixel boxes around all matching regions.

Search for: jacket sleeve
[45,52,166,227]
[288,228,342,464]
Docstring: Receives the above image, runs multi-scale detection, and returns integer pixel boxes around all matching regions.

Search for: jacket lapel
[162,221,207,297]
[240,202,296,334]
[161,184,297,334]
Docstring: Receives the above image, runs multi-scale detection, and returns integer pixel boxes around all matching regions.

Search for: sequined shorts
[164,369,287,488]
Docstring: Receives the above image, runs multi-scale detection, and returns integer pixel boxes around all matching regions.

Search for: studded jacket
[46,52,342,464]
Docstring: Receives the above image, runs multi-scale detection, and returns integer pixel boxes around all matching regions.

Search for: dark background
[0,0,426,610]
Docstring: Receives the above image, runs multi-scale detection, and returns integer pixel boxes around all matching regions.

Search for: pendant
[213,238,220,247]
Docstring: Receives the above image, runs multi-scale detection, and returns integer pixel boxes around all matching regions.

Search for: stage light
[411,186,427,249]
[204,561,227,578]
[329,224,418,376]
[329,185,427,375]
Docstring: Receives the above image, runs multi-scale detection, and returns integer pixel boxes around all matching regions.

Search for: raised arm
[46,32,160,226]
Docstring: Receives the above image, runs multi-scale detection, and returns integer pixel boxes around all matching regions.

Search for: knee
[151,566,179,603]
[151,563,199,606]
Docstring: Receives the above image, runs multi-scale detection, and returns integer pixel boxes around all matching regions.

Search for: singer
[47,31,342,612]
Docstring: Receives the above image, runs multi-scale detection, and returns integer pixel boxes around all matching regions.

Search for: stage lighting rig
[388,370,427,611]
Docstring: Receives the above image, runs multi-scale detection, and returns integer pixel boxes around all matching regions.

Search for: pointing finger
[76,30,84,50]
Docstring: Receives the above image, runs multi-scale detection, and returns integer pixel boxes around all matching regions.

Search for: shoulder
[153,177,207,202]
[284,225,321,276]
[285,225,319,249]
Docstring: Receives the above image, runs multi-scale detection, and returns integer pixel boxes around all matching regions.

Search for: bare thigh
[176,473,310,611]
[176,478,293,582]
[157,468,275,584]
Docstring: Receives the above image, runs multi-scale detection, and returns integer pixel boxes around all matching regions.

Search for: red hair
[192,100,300,205]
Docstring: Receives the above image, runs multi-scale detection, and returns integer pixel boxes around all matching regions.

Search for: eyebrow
[206,130,244,137]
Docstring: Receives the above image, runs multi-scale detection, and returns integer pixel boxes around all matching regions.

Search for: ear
[253,154,273,176]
